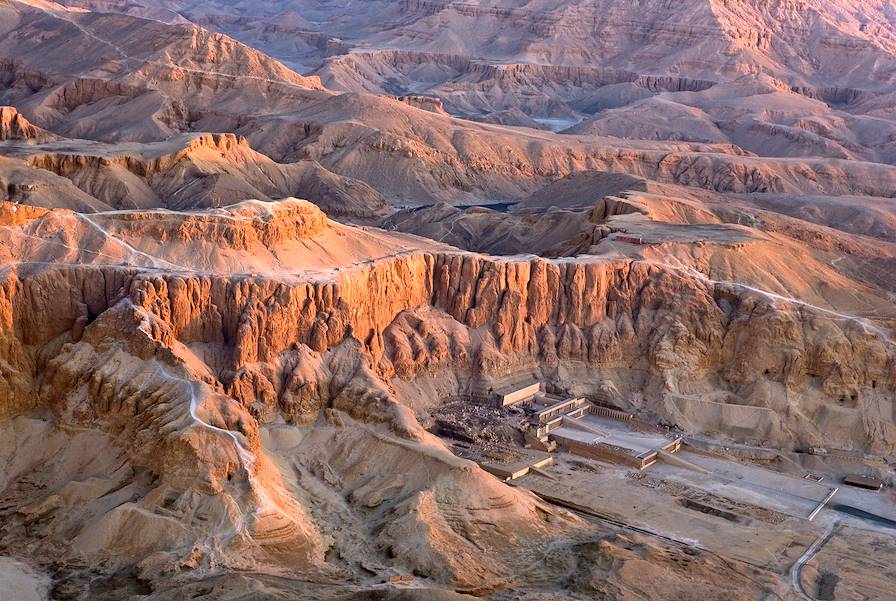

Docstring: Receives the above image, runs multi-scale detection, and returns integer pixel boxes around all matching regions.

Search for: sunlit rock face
[2,1,896,600]
[1,193,895,599]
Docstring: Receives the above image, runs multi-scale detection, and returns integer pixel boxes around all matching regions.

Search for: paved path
[790,520,838,601]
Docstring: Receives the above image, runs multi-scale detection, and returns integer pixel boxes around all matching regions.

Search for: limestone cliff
[2,235,893,452]
[0,106,57,143]
[1,198,894,597]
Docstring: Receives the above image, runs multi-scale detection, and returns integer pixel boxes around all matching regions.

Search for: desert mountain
[0,0,889,211]
[1,130,389,216]
[54,0,896,163]
[0,0,323,141]
[72,0,896,87]
[2,1,896,600]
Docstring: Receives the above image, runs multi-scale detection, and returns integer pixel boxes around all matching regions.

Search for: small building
[616,234,646,245]
[843,475,884,491]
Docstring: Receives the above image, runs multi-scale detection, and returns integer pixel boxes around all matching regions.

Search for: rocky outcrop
[0,106,57,143]
[633,76,715,93]
[105,199,329,247]
[393,95,447,114]
[26,133,253,179]
[790,85,870,106]
[11,134,389,216]
[316,50,717,122]
[41,79,149,115]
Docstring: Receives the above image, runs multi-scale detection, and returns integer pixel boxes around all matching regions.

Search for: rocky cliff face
[3,235,893,454]
[4,133,389,217]
[0,201,578,594]
[0,106,56,143]
[1,196,893,598]
[2,2,896,598]
[414,255,893,406]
